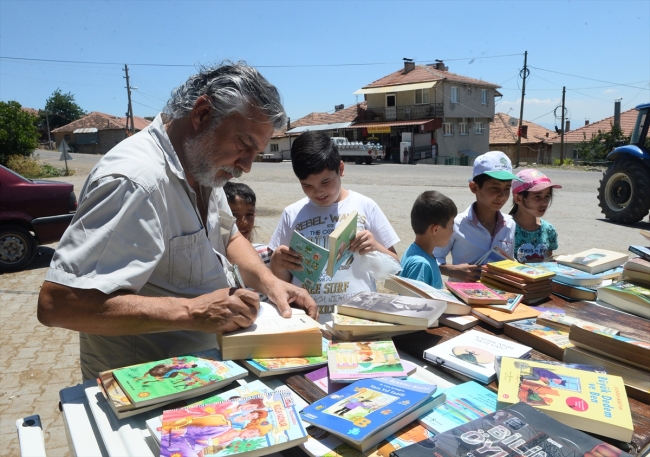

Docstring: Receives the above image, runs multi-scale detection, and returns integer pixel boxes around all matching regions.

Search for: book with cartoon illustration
[391,401,633,457]
[109,350,247,408]
[485,259,556,282]
[328,340,407,382]
[568,324,650,370]
[556,248,628,274]
[423,330,531,384]
[327,210,358,278]
[482,286,523,312]
[289,230,329,287]
[159,388,308,457]
[503,318,573,359]
[597,280,650,319]
[444,282,508,306]
[496,356,633,441]
[417,381,497,433]
[535,261,604,286]
[147,380,272,444]
[535,311,620,334]
[300,377,443,451]
[242,338,328,377]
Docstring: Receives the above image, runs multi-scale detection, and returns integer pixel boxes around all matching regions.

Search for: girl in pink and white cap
[509,169,562,263]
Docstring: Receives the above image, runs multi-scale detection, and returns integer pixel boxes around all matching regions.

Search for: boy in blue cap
[434,151,523,282]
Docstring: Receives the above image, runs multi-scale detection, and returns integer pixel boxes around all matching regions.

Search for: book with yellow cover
[496,356,633,442]
[486,259,555,282]
[470,303,541,329]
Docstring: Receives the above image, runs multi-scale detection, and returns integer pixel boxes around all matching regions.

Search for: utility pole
[555,86,566,166]
[45,111,52,150]
[515,50,528,167]
[123,64,135,135]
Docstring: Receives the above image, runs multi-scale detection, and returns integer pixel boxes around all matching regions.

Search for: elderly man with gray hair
[38,61,318,381]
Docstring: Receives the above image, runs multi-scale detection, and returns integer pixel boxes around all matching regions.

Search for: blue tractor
[597,103,650,224]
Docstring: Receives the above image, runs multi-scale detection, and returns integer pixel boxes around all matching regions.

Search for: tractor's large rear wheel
[597,157,650,224]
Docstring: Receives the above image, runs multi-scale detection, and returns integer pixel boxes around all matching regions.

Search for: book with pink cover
[445,282,507,306]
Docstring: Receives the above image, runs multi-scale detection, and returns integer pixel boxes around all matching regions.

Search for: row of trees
[0,89,85,166]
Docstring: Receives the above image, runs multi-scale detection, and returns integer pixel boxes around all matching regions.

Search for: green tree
[41,88,86,130]
[144,116,155,121]
[0,101,39,166]
[574,123,629,164]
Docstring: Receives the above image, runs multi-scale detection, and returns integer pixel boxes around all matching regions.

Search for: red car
[0,164,77,271]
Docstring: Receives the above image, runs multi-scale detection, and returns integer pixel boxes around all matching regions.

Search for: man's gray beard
[183,131,242,188]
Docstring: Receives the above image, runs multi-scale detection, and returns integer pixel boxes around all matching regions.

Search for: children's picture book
[535,311,620,334]
[242,338,328,377]
[497,356,634,442]
[568,324,650,370]
[160,388,308,457]
[476,245,513,265]
[469,303,541,329]
[147,380,272,444]
[535,261,604,286]
[391,401,633,457]
[327,340,407,382]
[444,282,508,306]
[327,211,358,278]
[417,381,497,433]
[336,291,447,327]
[629,245,650,262]
[110,350,248,408]
[503,318,572,360]
[384,275,471,315]
[304,366,345,395]
[423,330,531,384]
[494,356,606,378]
[217,301,322,360]
[597,280,650,319]
[300,377,442,451]
[485,259,556,282]
[556,248,628,274]
[289,230,329,287]
[483,286,523,312]
[438,314,480,331]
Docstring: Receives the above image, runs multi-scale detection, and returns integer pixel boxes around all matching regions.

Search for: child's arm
[269,246,303,283]
[439,263,482,282]
[349,230,399,261]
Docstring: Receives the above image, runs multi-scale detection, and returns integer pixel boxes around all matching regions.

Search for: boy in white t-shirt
[268,131,400,323]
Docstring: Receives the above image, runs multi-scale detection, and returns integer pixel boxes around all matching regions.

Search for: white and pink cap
[512,169,562,194]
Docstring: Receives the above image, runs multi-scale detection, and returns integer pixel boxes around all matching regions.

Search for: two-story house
[352,61,501,164]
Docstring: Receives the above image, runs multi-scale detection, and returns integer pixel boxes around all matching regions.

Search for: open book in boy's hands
[289,211,358,285]
[476,245,513,265]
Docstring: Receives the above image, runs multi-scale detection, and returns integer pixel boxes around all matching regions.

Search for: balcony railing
[357,103,444,122]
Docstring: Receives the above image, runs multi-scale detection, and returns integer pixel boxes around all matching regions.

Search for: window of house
[443,123,454,136]
[451,87,459,104]
[459,122,468,135]
[270,143,279,152]
[481,89,488,105]
[64,134,71,141]
[415,89,430,104]
[474,122,484,134]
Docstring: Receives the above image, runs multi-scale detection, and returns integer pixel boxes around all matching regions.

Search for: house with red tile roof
[351,60,501,163]
[547,107,638,160]
[51,111,151,154]
[489,112,555,164]
[262,103,364,161]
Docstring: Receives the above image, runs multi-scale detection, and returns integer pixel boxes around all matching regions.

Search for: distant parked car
[0,165,77,271]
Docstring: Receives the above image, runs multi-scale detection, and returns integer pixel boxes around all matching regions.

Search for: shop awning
[353,81,438,95]
[73,128,98,133]
[352,118,442,132]
[286,122,352,134]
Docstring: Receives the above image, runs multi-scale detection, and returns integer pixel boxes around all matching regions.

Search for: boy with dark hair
[400,191,458,288]
[433,151,522,282]
[268,130,400,323]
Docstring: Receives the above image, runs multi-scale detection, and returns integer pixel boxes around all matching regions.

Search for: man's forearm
[37,281,192,335]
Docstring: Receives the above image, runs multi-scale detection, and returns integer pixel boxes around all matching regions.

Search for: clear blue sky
[1,0,648,130]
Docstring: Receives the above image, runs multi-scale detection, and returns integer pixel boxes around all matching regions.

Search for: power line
[528,65,650,91]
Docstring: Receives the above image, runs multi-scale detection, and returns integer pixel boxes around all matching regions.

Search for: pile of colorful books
[481,259,555,304]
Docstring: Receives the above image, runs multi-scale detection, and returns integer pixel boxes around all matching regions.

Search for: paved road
[1,154,648,455]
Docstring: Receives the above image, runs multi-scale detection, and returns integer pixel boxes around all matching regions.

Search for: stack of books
[300,377,445,452]
[332,291,448,339]
[327,340,407,383]
[96,349,248,419]
[496,356,634,442]
[555,247,628,275]
[622,256,650,286]
[241,338,328,377]
[535,261,605,300]
[326,313,424,341]
[481,259,555,304]
[597,280,650,319]
[564,325,650,402]
[384,275,472,316]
